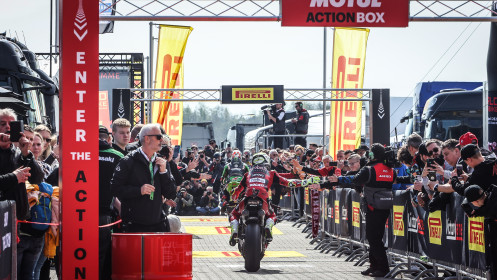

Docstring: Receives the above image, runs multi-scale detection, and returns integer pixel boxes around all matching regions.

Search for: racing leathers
[229,165,294,245]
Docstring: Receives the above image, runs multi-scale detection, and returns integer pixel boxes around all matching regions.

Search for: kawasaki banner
[329,27,368,157]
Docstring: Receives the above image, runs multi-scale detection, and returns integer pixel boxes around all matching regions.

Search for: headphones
[368,151,375,160]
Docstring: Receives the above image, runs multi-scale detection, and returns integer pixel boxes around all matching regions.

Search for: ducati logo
[74,0,88,41]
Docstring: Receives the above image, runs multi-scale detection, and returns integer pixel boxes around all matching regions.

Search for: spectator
[265,103,286,149]
[34,125,58,170]
[111,123,177,232]
[126,123,144,152]
[344,150,354,160]
[193,179,208,205]
[174,188,195,215]
[196,186,220,215]
[406,132,423,157]
[98,125,123,280]
[292,102,309,148]
[209,152,225,194]
[111,118,131,156]
[242,150,251,165]
[308,143,318,151]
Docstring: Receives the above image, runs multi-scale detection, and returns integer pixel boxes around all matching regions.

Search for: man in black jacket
[329,144,395,277]
[266,103,286,149]
[292,102,309,148]
[111,124,176,232]
[99,126,123,280]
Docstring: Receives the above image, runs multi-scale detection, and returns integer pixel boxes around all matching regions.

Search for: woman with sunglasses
[34,125,58,170]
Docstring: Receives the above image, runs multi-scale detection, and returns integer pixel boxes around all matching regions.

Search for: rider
[229,152,294,246]
[221,150,249,213]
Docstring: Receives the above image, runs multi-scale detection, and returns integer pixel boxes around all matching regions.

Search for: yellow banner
[428,210,442,245]
[152,25,193,127]
[392,205,405,237]
[329,27,369,157]
[468,217,485,253]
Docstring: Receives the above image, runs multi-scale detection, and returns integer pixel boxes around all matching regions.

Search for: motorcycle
[221,176,243,215]
[235,186,270,272]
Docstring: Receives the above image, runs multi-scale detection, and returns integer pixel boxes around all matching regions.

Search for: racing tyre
[244,223,262,272]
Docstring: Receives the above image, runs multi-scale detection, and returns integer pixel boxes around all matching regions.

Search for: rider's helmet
[232,150,242,160]
[251,152,270,167]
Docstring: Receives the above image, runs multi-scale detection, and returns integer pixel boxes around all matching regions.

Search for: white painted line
[215,264,315,268]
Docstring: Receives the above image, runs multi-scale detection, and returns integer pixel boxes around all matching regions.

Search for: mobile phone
[227,143,231,148]
[329,161,338,167]
[427,158,436,168]
[173,145,181,159]
[456,164,463,176]
[9,120,24,142]
[344,160,349,166]
[428,171,437,182]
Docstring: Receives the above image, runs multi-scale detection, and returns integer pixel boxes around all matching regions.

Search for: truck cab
[422,89,482,143]
[0,34,57,129]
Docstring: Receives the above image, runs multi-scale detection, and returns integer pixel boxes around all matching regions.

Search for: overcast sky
[2,0,492,117]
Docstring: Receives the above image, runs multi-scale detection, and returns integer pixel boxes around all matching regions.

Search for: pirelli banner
[281,0,409,27]
[221,85,284,104]
[306,189,487,271]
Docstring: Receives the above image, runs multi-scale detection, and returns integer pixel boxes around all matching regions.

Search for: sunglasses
[428,147,439,156]
[146,134,163,140]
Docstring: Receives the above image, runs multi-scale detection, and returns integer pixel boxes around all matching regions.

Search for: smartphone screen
[9,120,24,142]
[173,145,181,159]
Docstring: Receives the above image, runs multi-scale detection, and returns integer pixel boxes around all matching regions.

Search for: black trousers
[485,219,497,279]
[271,184,282,206]
[294,136,307,148]
[99,215,112,280]
[365,207,390,272]
[273,131,285,149]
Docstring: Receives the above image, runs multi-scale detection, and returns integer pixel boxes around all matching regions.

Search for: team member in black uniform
[98,126,123,280]
[111,124,177,232]
[292,102,309,148]
[266,103,286,149]
[329,144,395,277]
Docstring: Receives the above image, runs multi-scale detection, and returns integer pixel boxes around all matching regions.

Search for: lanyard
[149,157,155,200]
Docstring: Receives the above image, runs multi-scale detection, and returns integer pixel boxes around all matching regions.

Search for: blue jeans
[33,241,46,280]
[17,235,44,280]
[196,206,220,214]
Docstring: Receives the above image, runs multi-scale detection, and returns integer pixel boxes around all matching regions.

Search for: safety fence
[279,188,488,279]
[0,200,16,280]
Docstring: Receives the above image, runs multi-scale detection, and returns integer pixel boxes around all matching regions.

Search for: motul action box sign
[60,0,99,279]
[281,0,409,27]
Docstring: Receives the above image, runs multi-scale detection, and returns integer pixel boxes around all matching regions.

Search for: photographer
[196,186,220,215]
[291,102,309,147]
[208,152,225,194]
[174,188,195,215]
[328,144,395,277]
[264,103,286,149]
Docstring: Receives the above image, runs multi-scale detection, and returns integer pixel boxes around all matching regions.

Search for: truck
[0,34,58,129]
[399,81,482,141]
[421,88,483,144]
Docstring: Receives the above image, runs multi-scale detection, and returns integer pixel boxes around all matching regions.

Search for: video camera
[261,104,277,113]
[384,147,400,168]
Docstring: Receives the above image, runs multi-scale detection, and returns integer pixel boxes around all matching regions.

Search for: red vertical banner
[60,0,99,279]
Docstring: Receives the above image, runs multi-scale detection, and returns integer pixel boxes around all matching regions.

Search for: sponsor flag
[152,25,193,126]
[329,27,369,157]
[164,66,184,145]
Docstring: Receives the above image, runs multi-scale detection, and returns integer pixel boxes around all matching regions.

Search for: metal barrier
[279,188,489,279]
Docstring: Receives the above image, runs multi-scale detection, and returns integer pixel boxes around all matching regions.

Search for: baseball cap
[459,132,478,147]
[463,185,485,204]
[417,143,430,156]
[460,144,479,160]
[99,125,110,135]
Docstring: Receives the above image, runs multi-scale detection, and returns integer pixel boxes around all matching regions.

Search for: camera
[158,145,170,158]
[384,147,400,168]
[428,171,437,182]
[200,154,204,159]
[261,104,277,114]
[177,191,186,198]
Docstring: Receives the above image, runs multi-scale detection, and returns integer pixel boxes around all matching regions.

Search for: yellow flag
[152,25,193,126]
[329,27,369,158]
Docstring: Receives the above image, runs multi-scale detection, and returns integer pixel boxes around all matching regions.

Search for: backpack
[30,182,53,231]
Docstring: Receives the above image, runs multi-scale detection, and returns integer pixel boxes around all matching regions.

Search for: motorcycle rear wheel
[243,223,262,272]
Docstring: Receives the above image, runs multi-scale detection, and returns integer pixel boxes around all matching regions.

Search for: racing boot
[229,220,239,246]
[265,218,275,242]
